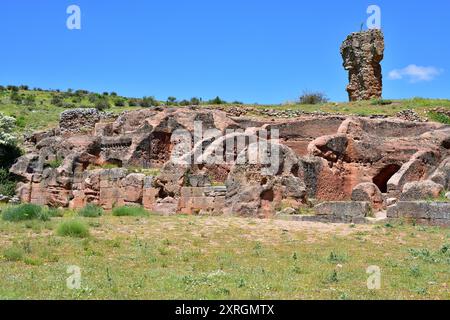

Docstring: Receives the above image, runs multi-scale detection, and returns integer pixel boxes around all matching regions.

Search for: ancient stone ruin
[341,29,384,101]
[10,107,450,226]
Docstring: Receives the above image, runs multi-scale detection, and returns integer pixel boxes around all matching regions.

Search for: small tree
[209,96,226,105]
[95,98,111,111]
[298,91,329,105]
[190,97,201,105]
[167,96,177,105]
[114,98,126,107]
[128,98,141,107]
[142,96,159,108]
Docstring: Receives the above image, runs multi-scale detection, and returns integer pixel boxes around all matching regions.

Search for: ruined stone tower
[340,29,384,101]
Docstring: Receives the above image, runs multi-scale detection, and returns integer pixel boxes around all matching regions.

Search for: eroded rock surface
[10,107,450,224]
[341,29,384,101]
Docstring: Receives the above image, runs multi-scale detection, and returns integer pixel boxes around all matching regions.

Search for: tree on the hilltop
[94,98,111,111]
[141,96,159,108]
[209,96,226,105]
[166,96,177,105]
[190,97,201,105]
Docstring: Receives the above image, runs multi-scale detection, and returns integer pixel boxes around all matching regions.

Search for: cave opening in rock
[372,164,401,193]
[261,189,274,202]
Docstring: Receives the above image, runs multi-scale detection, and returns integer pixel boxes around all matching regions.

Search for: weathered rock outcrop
[9,107,450,224]
[341,29,384,101]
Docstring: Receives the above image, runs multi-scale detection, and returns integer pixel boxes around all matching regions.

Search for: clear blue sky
[1,0,449,103]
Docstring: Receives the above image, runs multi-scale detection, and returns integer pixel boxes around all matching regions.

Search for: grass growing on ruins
[0,211,448,300]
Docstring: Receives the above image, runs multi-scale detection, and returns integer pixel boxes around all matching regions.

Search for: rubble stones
[387,201,450,227]
[400,180,444,201]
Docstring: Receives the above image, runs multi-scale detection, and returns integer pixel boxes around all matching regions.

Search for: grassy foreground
[0,211,449,300]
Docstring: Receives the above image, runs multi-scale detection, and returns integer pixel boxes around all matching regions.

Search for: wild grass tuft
[56,220,90,238]
[78,204,103,218]
[112,206,149,217]
[2,204,49,222]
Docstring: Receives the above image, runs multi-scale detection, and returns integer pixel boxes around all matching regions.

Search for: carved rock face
[341,29,384,101]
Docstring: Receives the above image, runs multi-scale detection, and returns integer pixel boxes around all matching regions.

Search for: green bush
[114,98,126,107]
[78,204,103,218]
[190,97,201,105]
[299,91,328,105]
[2,204,49,222]
[2,246,24,262]
[128,98,142,106]
[208,96,226,105]
[94,98,111,111]
[56,220,89,238]
[428,112,450,125]
[370,98,392,106]
[0,168,16,197]
[141,96,159,108]
[112,206,149,217]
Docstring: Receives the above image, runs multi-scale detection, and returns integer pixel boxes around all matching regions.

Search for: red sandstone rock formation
[10,107,450,218]
[341,29,384,101]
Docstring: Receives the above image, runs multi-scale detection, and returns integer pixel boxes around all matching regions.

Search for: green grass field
[0,208,449,300]
[1,88,450,300]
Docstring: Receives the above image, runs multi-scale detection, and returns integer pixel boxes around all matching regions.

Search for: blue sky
[0,0,449,103]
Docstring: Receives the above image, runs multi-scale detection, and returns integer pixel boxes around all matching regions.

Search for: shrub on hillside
[190,97,201,105]
[0,113,17,147]
[0,168,16,197]
[112,206,149,217]
[2,204,49,222]
[94,98,111,111]
[78,204,103,218]
[114,98,126,107]
[128,98,141,107]
[208,96,226,105]
[141,96,159,108]
[298,91,329,105]
[0,144,22,168]
[10,91,21,103]
[56,220,89,238]
[51,95,63,107]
